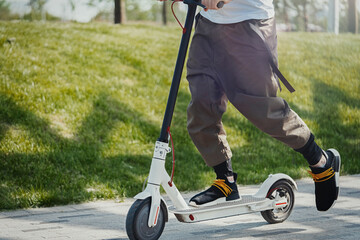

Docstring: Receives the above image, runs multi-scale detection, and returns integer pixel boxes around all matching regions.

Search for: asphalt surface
[1,174,360,240]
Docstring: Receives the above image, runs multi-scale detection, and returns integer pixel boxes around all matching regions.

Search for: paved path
[1,175,360,240]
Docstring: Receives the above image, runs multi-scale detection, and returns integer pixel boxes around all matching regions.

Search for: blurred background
[1,0,359,33]
[1,0,359,210]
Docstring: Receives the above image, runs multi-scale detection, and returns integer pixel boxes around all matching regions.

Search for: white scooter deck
[170,194,288,223]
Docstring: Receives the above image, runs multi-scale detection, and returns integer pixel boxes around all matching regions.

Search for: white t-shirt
[200,0,275,24]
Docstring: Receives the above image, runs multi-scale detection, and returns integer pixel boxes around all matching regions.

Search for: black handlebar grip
[217,1,225,8]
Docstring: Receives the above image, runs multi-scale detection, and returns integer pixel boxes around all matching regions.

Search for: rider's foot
[309,149,341,211]
[189,173,240,207]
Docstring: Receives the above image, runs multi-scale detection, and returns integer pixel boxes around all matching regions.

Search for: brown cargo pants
[186,15,311,167]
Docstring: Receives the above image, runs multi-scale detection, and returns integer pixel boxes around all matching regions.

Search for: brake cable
[171,0,186,33]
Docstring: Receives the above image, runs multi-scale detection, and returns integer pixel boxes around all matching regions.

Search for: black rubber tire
[126,197,167,240]
[260,180,295,224]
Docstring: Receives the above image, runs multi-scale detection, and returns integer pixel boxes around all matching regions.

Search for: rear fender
[254,173,298,199]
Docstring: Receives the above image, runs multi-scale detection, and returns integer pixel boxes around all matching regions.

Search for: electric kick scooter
[126,1,297,239]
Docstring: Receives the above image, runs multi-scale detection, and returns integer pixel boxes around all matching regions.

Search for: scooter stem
[158,1,198,143]
[135,1,200,228]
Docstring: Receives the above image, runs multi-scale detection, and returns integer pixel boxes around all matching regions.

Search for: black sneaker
[309,149,341,211]
[189,173,240,207]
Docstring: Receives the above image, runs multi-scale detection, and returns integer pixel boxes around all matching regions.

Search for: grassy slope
[0,21,359,210]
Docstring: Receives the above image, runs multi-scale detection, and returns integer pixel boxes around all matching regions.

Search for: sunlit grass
[0,21,359,210]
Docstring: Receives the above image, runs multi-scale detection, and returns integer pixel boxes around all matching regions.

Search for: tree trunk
[328,0,339,34]
[162,1,167,25]
[283,0,290,29]
[303,1,308,31]
[114,0,126,24]
[348,0,358,33]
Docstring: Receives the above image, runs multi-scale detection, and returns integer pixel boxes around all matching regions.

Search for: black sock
[213,159,233,179]
[294,133,323,166]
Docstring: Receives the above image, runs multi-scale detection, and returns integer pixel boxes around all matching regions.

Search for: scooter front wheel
[261,180,295,224]
[126,197,167,240]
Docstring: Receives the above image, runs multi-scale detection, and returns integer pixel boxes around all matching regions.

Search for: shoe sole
[328,148,341,209]
[189,196,242,208]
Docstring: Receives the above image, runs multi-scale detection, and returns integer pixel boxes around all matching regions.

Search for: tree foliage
[28,0,48,21]
[0,0,19,20]
[274,0,359,32]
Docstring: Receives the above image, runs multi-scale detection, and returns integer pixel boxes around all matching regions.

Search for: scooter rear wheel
[126,197,167,240]
[261,180,295,224]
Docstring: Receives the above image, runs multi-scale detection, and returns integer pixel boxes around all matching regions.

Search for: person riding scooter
[161,0,341,212]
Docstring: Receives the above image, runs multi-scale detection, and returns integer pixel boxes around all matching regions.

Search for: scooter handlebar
[183,0,224,9]
[216,1,225,8]
[202,1,225,9]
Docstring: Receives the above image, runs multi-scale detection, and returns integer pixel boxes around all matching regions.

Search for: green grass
[0,21,359,210]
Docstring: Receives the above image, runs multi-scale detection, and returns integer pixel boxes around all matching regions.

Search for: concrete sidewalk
[1,175,360,240]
